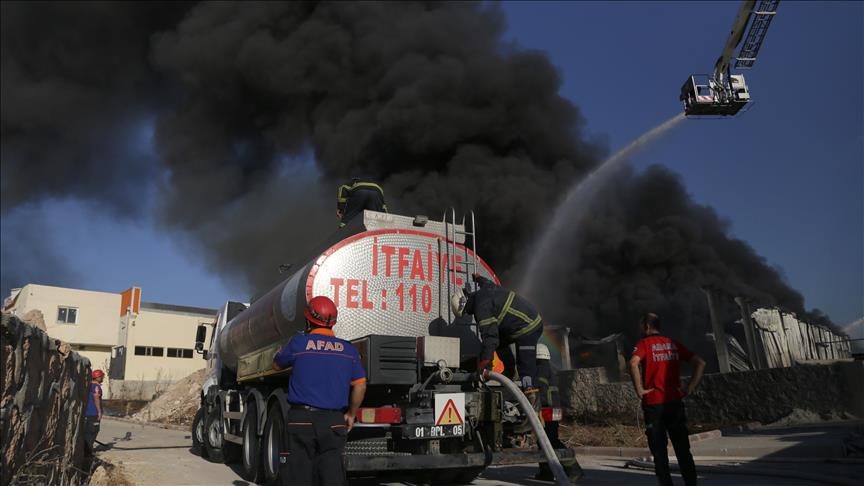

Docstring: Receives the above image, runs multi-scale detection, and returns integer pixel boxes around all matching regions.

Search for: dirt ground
[559,418,735,448]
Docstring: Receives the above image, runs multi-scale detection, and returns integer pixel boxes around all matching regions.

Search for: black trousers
[281,409,347,486]
[497,325,543,389]
[83,416,101,456]
[642,401,697,486]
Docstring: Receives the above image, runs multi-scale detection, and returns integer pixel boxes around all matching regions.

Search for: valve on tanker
[436,360,453,383]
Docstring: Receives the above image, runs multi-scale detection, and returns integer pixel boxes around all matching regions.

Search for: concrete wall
[121,304,210,384]
[1,313,91,485]
[560,361,864,425]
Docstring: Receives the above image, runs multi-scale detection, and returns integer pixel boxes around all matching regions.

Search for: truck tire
[261,402,285,485]
[192,408,207,458]
[204,408,225,463]
[241,401,264,483]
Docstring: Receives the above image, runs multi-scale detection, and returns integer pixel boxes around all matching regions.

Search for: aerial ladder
[680,0,780,116]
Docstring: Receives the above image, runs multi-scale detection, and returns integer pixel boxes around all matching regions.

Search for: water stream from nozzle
[520,112,686,297]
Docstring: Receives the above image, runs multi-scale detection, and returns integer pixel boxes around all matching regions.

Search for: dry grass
[560,420,648,448]
[8,444,89,486]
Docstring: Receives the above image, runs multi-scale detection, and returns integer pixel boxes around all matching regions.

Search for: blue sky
[2,1,861,325]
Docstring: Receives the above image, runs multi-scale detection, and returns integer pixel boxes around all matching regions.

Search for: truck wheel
[261,402,285,485]
[192,408,207,458]
[204,408,225,463]
[241,401,264,482]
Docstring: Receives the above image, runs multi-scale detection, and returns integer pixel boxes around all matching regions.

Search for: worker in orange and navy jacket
[272,296,367,486]
[337,179,387,227]
[630,312,706,486]
[83,369,105,457]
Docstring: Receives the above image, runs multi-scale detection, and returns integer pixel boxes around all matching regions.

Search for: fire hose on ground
[486,371,572,486]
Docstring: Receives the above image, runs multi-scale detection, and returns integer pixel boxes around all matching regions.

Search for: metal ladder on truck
[441,208,479,330]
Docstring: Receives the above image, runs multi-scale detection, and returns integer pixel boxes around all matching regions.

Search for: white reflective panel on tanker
[308,231,496,341]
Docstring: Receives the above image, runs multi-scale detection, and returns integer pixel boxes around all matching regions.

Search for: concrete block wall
[559,361,864,425]
[1,313,91,485]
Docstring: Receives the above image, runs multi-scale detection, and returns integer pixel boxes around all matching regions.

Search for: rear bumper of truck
[346,447,579,472]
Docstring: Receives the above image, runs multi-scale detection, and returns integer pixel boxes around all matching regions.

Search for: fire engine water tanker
[216,211,498,368]
[196,210,581,485]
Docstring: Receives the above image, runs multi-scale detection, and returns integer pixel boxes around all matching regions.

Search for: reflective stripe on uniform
[496,292,516,323]
[337,185,350,203]
[538,377,559,405]
[351,181,385,194]
[510,314,542,338]
[482,291,541,335]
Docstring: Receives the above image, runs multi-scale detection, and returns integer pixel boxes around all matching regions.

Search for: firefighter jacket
[469,277,543,361]
[337,180,387,226]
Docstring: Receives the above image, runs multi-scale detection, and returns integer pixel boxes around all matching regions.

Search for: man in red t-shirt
[630,313,706,486]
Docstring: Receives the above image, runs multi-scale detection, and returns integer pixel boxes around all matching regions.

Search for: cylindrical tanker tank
[216,214,499,371]
[216,263,313,370]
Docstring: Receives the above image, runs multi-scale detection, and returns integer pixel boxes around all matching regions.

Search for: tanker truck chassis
[191,210,581,484]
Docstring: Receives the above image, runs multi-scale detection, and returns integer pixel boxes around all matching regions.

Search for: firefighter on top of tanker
[337,178,387,227]
[272,296,367,486]
[452,273,545,402]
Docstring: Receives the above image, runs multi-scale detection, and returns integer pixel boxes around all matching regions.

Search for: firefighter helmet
[536,343,551,361]
[305,296,338,328]
[91,369,105,379]
[450,287,468,317]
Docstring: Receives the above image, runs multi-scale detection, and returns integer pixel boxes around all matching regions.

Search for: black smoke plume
[1,2,834,355]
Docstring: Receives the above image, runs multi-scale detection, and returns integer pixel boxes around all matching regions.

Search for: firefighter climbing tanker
[191,209,581,484]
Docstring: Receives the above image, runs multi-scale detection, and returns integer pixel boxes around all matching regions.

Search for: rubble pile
[1,312,91,485]
[767,408,856,427]
[132,368,207,425]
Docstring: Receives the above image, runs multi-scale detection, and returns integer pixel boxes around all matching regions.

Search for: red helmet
[304,296,337,328]
[92,369,105,379]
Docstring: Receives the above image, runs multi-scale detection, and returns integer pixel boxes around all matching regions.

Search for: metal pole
[703,288,731,373]
[734,297,761,370]
[562,327,572,370]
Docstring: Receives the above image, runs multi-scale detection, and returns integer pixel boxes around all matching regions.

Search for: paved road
[96,418,855,485]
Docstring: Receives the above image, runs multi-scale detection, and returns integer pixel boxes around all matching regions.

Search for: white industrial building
[4,284,216,398]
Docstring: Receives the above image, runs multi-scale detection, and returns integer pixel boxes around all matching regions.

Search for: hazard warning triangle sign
[436,398,463,425]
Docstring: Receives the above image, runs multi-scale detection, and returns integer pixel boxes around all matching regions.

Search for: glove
[477,358,491,372]
[472,273,492,287]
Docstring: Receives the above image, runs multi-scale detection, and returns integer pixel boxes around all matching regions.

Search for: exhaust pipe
[486,371,572,486]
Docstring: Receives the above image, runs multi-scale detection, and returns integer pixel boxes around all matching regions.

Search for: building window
[134,346,164,357]
[57,306,78,324]
[167,348,194,359]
